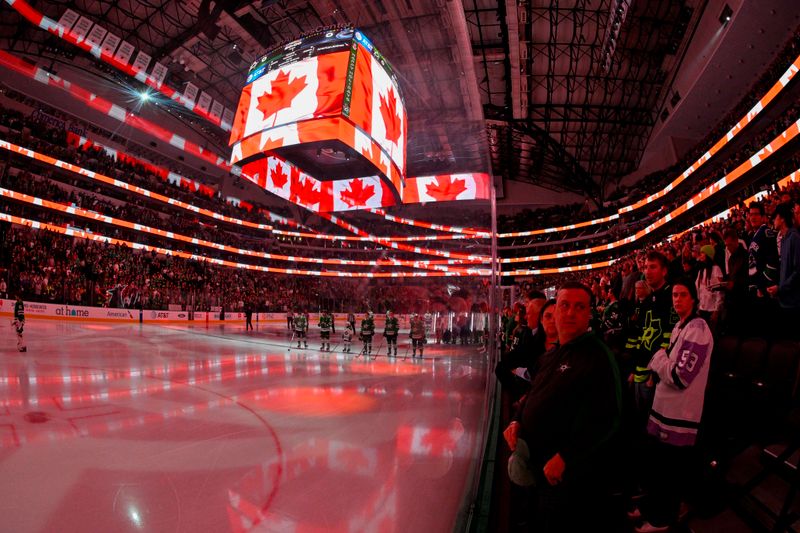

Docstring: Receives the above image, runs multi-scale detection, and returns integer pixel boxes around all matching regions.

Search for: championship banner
[56,9,79,31]
[85,24,107,49]
[99,32,121,57]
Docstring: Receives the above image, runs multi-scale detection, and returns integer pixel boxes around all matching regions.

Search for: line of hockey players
[290,310,429,357]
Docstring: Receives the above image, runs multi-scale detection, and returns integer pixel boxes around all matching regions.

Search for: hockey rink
[0,320,490,532]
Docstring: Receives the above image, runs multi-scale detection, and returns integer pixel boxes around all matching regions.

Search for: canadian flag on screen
[229,52,348,145]
[370,56,406,175]
[403,173,490,204]
[240,157,269,189]
[332,176,396,211]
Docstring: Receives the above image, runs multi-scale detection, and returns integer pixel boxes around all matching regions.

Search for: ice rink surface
[0,320,489,532]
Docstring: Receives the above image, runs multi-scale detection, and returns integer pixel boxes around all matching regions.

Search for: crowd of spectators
[0,217,488,315]
[497,177,800,531]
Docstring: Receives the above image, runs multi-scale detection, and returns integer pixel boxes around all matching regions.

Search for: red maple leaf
[289,171,321,206]
[339,179,375,207]
[270,163,288,189]
[256,70,307,125]
[425,175,468,201]
[378,87,402,145]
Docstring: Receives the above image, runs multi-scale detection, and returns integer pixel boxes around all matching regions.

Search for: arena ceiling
[0,0,774,201]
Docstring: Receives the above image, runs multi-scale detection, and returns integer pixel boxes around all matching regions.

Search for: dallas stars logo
[640,310,663,352]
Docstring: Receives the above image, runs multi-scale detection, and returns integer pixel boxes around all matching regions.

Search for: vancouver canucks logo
[640,310,663,352]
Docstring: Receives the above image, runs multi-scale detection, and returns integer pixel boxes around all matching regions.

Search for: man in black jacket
[504,282,622,532]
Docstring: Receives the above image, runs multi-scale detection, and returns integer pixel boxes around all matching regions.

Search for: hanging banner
[56,9,79,31]
[100,32,121,57]
[151,61,168,87]
[184,82,199,104]
[114,40,135,65]
[210,100,224,121]
[221,108,235,130]
[71,16,93,41]
[196,91,213,113]
[132,50,152,74]
[85,24,108,49]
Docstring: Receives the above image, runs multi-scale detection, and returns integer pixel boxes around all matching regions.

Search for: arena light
[0,186,487,271]
[498,52,800,238]
[138,90,151,102]
[0,49,234,174]
[9,0,797,226]
[4,0,233,132]
[368,208,491,237]
[0,139,487,255]
[0,212,488,278]
[502,118,800,268]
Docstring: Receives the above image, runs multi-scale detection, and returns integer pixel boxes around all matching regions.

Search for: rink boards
[0,299,434,330]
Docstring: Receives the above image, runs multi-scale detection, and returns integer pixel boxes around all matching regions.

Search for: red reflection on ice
[242,387,377,415]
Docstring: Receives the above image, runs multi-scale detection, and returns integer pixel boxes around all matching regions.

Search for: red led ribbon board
[228,28,407,200]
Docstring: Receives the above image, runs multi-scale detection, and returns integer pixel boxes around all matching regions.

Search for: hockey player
[423,311,433,336]
[342,322,354,352]
[12,294,26,352]
[293,310,308,348]
[360,311,375,355]
[409,312,427,358]
[319,310,334,351]
[383,310,399,356]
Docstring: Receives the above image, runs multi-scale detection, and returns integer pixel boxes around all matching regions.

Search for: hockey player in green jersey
[360,311,375,355]
[293,311,308,348]
[318,311,334,351]
[383,310,399,356]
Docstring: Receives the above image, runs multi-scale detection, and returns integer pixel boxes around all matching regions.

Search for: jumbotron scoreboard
[229,27,407,201]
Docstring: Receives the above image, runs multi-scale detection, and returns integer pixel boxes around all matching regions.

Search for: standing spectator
[0,278,7,299]
[766,203,800,336]
[503,282,621,532]
[495,292,548,400]
[747,202,780,335]
[624,252,678,429]
[634,278,714,532]
[722,228,748,334]
[694,245,724,332]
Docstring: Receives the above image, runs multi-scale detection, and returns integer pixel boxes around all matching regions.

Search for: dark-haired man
[504,282,621,532]
[722,228,748,334]
[624,252,679,426]
[747,202,779,335]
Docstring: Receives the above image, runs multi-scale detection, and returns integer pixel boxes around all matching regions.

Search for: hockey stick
[402,341,411,361]
[287,331,295,352]
[371,338,384,360]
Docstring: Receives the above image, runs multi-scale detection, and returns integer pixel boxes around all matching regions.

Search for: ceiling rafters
[471,0,696,200]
